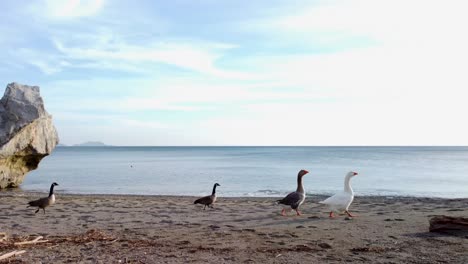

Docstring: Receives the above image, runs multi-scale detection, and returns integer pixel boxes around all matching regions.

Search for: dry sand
[0,192,467,263]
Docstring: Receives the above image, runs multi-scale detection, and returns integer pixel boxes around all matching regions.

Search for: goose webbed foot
[295,209,301,216]
[281,208,286,216]
[329,211,335,218]
[345,210,356,217]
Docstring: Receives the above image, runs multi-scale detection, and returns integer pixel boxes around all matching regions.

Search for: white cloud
[44,0,105,19]
[51,37,254,79]
[11,0,468,145]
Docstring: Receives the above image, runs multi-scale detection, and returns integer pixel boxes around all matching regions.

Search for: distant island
[73,141,109,147]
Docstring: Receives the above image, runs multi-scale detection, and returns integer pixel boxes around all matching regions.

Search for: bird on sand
[319,171,358,218]
[194,183,220,210]
[277,170,309,216]
[28,182,59,214]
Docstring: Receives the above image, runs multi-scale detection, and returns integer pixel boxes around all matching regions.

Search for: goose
[277,169,309,216]
[194,183,220,210]
[319,171,358,218]
[28,182,59,214]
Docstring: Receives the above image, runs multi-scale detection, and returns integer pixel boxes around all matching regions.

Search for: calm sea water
[20,146,468,198]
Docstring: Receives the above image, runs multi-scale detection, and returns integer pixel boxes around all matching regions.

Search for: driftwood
[14,236,48,246]
[429,215,468,233]
[0,250,26,261]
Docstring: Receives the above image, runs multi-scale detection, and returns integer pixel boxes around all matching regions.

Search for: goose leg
[329,211,335,218]
[345,210,356,217]
[281,208,286,216]
[295,209,301,216]
[35,208,39,214]
[203,205,207,210]
[43,208,46,214]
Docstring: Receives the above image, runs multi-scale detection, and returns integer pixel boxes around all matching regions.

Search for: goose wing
[319,191,352,207]
[28,197,49,207]
[194,195,212,205]
[277,191,302,206]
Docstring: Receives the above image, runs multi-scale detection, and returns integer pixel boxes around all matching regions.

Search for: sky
[1,0,467,146]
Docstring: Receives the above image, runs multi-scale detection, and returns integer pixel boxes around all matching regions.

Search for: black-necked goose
[277,170,309,216]
[194,183,220,210]
[319,171,358,218]
[28,182,58,214]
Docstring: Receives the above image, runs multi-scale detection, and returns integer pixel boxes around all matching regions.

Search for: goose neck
[212,184,218,195]
[49,184,55,197]
[344,175,353,193]
[296,175,305,193]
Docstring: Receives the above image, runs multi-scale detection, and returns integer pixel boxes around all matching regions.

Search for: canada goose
[319,171,358,218]
[28,182,59,214]
[277,170,309,216]
[194,183,220,210]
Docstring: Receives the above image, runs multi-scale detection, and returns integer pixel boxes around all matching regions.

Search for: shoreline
[1,192,467,263]
[3,189,468,200]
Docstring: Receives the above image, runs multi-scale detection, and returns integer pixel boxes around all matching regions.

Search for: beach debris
[0,250,26,261]
[14,236,48,246]
[429,215,468,234]
[0,233,7,242]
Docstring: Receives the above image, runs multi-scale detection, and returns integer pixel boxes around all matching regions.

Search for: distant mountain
[73,141,109,147]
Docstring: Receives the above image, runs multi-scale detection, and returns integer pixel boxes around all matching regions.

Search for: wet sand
[1,193,467,263]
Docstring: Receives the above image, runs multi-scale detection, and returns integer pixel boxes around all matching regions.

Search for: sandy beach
[0,193,467,263]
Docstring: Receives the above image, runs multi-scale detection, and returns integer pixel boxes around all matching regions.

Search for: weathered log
[429,215,468,233]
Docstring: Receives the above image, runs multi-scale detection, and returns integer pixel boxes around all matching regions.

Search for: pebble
[318,242,332,249]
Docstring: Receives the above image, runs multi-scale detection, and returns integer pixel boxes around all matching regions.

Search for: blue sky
[1,0,467,145]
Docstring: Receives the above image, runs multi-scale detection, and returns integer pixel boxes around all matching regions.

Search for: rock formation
[429,215,468,235]
[0,82,58,188]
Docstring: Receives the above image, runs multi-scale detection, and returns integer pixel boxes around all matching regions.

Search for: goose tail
[28,200,38,207]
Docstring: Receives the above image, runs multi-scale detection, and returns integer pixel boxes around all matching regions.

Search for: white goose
[319,171,358,218]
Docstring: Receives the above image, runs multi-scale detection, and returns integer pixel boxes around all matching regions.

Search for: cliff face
[0,82,58,188]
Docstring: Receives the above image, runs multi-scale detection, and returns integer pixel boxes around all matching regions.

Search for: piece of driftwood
[429,215,468,233]
[0,250,26,261]
[14,236,48,246]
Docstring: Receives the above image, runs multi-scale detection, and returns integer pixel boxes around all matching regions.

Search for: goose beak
[353,172,358,176]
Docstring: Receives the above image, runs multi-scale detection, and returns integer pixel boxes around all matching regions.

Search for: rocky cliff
[0,82,58,188]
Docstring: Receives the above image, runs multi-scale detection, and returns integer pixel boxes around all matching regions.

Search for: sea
[20,146,468,198]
